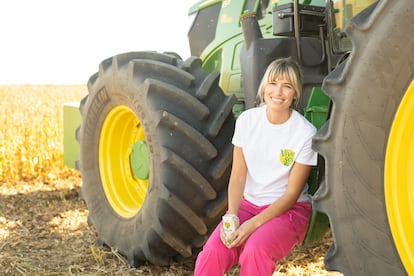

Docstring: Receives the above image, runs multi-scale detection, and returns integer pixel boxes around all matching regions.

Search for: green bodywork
[189,0,325,101]
[63,102,81,169]
[303,87,330,244]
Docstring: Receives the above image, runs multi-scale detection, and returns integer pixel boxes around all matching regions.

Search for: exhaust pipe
[240,12,263,51]
[239,12,265,109]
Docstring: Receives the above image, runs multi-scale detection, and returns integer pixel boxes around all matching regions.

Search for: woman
[194,57,317,275]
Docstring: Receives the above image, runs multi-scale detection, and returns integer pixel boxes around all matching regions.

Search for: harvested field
[0,85,343,275]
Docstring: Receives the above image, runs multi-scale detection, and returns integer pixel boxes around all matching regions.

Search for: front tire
[78,52,236,266]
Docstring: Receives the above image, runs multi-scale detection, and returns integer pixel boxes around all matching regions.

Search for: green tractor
[64,0,413,274]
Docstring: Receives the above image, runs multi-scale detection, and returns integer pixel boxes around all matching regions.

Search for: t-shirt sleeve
[232,114,245,147]
[295,132,318,166]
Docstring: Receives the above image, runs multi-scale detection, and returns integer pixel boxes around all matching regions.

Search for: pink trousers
[194,199,311,276]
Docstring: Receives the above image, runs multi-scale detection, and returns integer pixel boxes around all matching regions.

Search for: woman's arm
[227,162,312,248]
[219,146,247,246]
[227,146,248,215]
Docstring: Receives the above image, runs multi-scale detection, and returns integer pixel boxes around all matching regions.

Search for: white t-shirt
[232,105,317,206]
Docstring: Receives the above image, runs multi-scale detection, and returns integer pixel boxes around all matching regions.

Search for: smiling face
[257,58,302,108]
[264,77,296,112]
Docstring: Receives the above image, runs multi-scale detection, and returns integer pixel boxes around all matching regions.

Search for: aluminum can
[222,214,239,237]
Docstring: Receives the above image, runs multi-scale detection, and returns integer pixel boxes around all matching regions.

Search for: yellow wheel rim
[99,105,149,218]
[385,80,414,274]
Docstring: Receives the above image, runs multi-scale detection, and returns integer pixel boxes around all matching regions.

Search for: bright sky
[0,0,195,84]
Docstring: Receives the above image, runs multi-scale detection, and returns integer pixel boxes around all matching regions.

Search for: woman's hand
[219,226,229,246]
[223,218,259,248]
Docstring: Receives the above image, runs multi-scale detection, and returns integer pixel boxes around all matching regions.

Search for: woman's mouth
[270,97,285,103]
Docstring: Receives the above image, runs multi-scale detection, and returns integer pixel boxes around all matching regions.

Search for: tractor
[63,0,413,275]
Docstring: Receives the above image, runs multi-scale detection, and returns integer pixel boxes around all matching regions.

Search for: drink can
[222,214,239,237]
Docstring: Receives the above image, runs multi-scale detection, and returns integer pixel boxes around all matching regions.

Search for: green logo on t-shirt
[280,149,295,166]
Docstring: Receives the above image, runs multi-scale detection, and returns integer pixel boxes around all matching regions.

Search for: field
[0,85,343,275]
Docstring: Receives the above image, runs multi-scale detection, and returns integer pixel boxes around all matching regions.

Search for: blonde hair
[257,57,303,106]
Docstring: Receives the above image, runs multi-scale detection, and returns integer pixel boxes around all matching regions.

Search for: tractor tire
[78,51,236,266]
[313,1,414,275]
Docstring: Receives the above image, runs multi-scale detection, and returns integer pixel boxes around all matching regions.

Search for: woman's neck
[266,107,292,125]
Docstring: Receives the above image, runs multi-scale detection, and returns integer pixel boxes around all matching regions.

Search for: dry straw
[0,85,86,182]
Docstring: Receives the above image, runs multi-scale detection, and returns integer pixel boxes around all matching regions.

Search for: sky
[0,0,195,84]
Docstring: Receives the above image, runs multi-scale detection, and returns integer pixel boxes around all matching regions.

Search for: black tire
[78,51,236,266]
[313,1,414,275]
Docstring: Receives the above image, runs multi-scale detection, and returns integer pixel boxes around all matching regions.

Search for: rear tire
[78,52,236,266]
[313,1,414,275]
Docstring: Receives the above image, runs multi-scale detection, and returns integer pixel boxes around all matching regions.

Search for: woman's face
[263,76,296,112]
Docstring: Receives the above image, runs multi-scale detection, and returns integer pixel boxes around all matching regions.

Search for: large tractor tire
[78,52,236,266]
[313,0,414,275]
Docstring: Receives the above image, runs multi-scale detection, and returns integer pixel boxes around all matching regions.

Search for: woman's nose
[273,84,283,95]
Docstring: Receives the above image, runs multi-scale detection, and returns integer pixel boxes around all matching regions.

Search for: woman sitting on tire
[194,57,317,275]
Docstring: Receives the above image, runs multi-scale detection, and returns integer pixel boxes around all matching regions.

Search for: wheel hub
[130,140,149,180]
[99,105,149,218]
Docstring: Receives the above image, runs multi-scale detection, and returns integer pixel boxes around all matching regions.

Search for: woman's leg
[239,202,312,276]
[194,200,257,275]
[194,223,239,276]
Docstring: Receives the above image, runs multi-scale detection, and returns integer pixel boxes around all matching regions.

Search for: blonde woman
[194,57,317,275]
